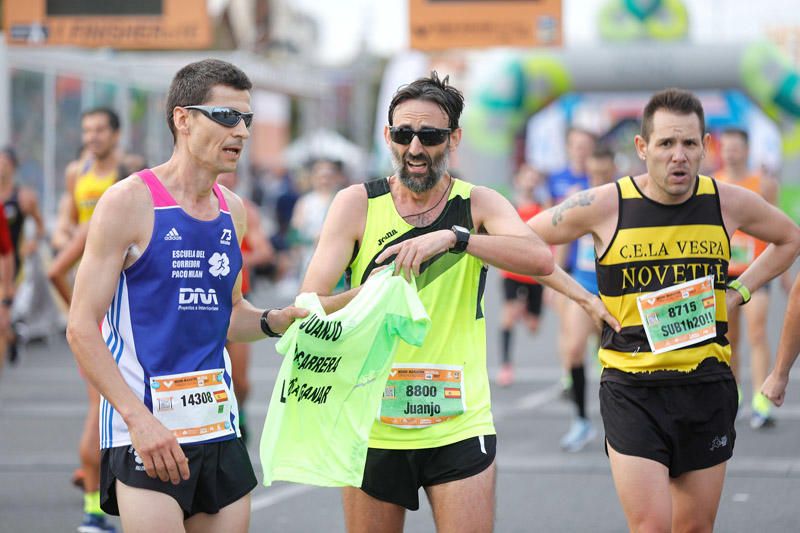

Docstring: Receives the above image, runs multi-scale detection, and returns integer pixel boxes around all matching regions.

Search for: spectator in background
[289,158,345,283]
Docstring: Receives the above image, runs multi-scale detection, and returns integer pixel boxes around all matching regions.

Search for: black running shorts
[600,379,737,478]
[360,434,496,510]
[502,278,544,316]
[100,437,257,518]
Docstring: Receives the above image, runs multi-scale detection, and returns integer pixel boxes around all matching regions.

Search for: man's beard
[391,145,450,193]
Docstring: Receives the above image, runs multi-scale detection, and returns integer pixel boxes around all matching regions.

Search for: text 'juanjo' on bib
[637,275,717,354]
[379,363,466,428]
[150,368,234,444]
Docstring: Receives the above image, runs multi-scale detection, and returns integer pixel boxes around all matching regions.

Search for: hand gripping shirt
[100,169,243,448]
[260,266,430,487]
[348,177,493,450]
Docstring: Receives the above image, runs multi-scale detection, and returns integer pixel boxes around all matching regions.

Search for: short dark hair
[165,59,253,141]
[641,88,705,141]
[590,145,615,161]
[388,71,464,130]
[721,127,749,145]
[81,107,120,132]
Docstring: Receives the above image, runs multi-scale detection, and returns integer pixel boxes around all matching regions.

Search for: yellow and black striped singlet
[597,175,733,384]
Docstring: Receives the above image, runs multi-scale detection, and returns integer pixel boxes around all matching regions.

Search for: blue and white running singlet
[100,169,243,449]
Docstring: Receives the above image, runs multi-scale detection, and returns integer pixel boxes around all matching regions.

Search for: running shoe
[496,364,514,387]
[560,417,597,452]
[77,513,116,533]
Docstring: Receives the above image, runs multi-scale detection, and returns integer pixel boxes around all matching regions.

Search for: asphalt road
[2,269,799,532]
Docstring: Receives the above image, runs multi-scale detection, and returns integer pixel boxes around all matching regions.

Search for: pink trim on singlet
[137,169,229,211]
[213,183,229,212]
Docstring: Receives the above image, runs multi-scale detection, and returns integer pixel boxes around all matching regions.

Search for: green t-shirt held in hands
[260,266,431,487]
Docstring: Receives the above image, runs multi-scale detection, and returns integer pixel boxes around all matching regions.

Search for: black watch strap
[260,309,282,338]
[449,225,470,254]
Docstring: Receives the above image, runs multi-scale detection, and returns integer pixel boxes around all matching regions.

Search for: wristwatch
[449,225,470,254]
[726,279,751,305]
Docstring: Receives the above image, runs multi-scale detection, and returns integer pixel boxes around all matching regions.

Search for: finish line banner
[4,0,211,49]
[409,0,562,51]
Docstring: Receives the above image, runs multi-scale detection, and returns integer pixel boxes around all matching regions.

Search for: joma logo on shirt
[178,288,218,305]
[377,229,398,247]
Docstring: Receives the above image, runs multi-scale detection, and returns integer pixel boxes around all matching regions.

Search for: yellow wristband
[727,279,751,305]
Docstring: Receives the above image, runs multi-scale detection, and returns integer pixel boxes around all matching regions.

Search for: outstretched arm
[719,182,800,303]
[527,184,621,331]
[376,186,555,280]
[300,184,367,313]
[762,273,800,406]
[223,188,306,342]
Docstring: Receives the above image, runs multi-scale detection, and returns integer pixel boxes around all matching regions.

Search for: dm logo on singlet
[208,252,230,278]
[177,288,219,311]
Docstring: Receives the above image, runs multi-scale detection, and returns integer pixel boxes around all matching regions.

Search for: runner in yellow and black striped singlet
[300,72,554,532]
[527,88,800,533]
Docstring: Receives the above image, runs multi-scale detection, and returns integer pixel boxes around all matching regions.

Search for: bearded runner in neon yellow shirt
[260,267,430,487]
[299,72,553,528]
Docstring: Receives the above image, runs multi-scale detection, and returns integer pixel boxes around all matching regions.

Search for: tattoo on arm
[551,191,595,226]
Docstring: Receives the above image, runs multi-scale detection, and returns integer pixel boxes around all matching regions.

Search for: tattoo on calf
[551,191,595,226]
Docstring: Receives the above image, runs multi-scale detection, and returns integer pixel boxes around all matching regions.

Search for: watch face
[450,225,469,253]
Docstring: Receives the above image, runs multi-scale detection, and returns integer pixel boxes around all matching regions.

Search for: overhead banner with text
[409,0,562,51]
[4,0,211,49]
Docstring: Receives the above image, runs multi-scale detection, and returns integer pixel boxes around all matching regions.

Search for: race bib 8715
[636,275,717,354]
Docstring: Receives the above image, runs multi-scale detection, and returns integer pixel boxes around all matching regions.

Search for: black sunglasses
[184,105,253,128]
[389,127,451,146]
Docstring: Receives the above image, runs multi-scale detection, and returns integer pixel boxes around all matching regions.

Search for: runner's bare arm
[300,184,367,313]
[66,179,191,485]
[719,182,800,301]
[47,224,88,305]
[527,184,621,332]
[467,186,554,274]
[376,186,554,280]
[762,272,800,406]
[223,188,306,342]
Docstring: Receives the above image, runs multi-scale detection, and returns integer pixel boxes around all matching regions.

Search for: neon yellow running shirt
[260,266,430,487]
[349,177,495,450]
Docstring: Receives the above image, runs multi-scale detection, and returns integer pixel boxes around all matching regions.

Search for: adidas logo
[164,228,182,241]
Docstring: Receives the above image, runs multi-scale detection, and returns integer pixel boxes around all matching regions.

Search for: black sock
[571,365,586,419]
[501,329,512,364]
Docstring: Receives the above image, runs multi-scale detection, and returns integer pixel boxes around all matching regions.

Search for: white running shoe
[560,417,597,453]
